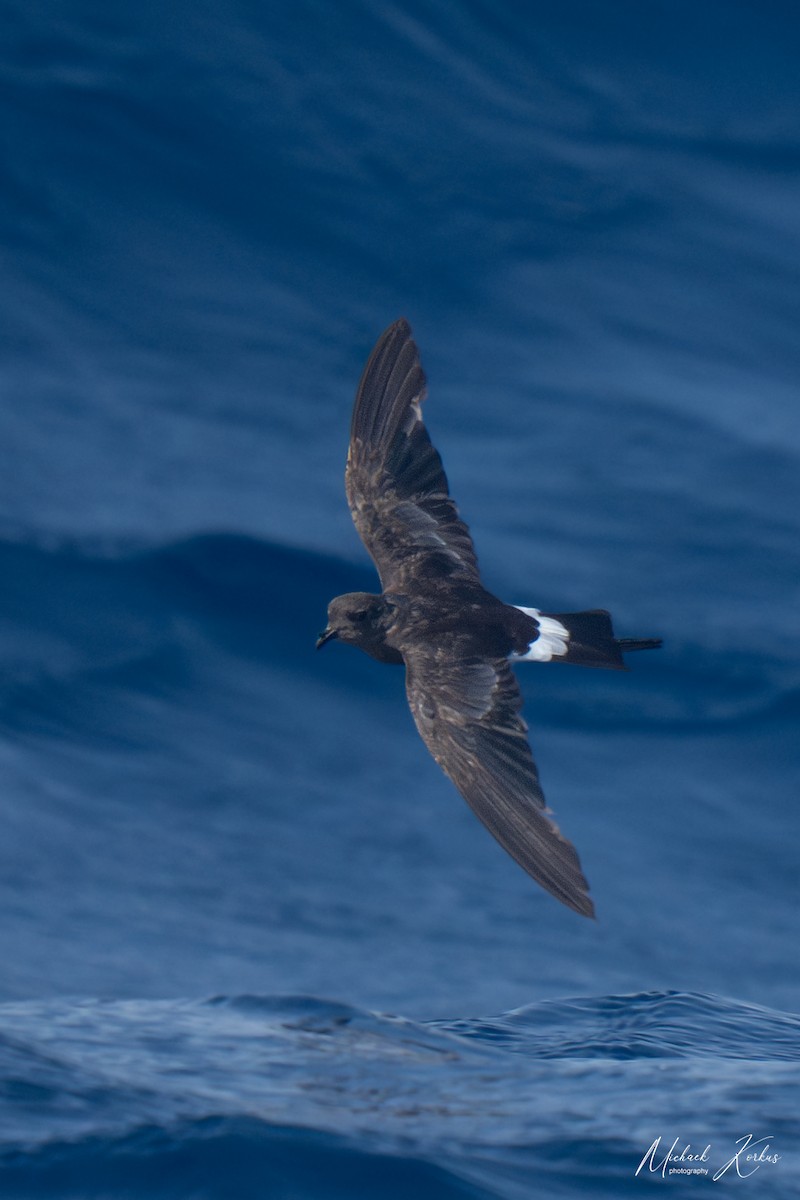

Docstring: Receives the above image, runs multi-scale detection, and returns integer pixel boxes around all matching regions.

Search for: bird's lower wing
[404,649,594,917]
[345,319,480,592]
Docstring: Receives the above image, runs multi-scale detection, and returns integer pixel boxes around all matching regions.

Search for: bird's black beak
[316,627,338,650]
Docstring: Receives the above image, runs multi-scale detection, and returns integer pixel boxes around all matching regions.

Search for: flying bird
[317,319,661,917]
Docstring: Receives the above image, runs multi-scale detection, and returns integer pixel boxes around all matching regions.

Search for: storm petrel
[317,319,661,917]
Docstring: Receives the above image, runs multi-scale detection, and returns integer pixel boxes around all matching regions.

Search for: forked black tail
[544,610,662,670]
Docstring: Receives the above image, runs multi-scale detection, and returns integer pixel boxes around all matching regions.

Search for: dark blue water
[1,1,798,1196]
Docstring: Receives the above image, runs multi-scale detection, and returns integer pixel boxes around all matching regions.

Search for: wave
[434,989,800,1061]
[0,1119,494,1200]
[1,991,797,1199]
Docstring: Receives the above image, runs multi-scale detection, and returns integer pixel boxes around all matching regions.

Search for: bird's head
[316,592,401,660]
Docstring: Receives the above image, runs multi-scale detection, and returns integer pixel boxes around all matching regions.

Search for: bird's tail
[514,607,662,670]
[616,636,664,653]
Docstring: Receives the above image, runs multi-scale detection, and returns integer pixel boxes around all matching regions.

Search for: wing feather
[345,319,480,591]
[405,649,595,917]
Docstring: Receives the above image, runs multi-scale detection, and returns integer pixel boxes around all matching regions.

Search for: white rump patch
[511,606,570,662]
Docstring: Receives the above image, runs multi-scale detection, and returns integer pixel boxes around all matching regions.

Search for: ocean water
[1,1,799,1196]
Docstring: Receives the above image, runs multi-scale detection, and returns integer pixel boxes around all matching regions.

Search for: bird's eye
[349,609,367,622]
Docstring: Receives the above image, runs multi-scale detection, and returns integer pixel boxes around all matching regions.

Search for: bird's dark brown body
[317,319,661,917]
[321,583,538,664]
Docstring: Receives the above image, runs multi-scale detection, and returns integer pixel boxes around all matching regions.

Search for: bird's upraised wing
[404,646,595,917]
[345,319,481,593]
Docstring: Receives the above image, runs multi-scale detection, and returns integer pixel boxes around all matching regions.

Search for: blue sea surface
[1,1,799,1196]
